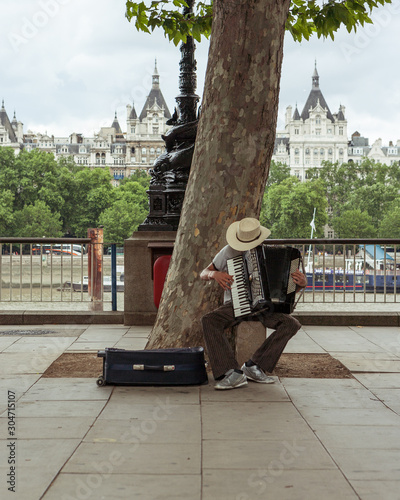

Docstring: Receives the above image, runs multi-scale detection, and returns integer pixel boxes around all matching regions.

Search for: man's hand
[292,269,307,289]
[210,270,234,291]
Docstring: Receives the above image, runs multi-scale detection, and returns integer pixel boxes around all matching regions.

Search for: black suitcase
[96,347,208,386]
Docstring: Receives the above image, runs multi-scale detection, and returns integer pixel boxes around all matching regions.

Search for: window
[131,127,136,133]
[316,115,321,125]
[339,148,344,156]
[96,153,100,165]
[328,148,333,155]
[153,113,159,122]
[79,146,86,153]
[150,148,155,155]
[320,148,324,156]
[327,128,332,134]
[142,148,147,155]
[339,127,343,135]
[294,148,299,155]
[316,129,321,136]
[294,128,299,135]
[101,153,105,165]
[305,148,310,155]
[314,149,318,156]
[153,127,159,134]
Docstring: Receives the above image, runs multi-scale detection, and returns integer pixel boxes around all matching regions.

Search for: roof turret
[300,62,334,123]
[139,60,171,120]
[111,111,122,134]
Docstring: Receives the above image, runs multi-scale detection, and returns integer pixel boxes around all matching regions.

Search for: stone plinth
[235,322,267,366]
[124,231,176,325]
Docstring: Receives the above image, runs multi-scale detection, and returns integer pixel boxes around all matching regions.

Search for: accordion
[227,245,301,318]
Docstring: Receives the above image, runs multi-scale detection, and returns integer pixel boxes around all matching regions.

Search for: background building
[272,64,400,177]
[1,63,171,186]
[2,63,399,186]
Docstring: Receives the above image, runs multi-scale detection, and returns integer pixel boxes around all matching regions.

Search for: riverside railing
[0,237,123,311]
[268,238,400,305]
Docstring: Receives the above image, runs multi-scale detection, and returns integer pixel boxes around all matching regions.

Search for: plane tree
[125,0,392,349]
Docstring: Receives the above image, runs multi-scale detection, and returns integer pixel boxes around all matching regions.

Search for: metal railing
[1,236,399,311]
[0,237,123,311]
[267,238,400,306]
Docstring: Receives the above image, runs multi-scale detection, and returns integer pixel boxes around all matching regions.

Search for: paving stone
[112,385,200,405]
[112,338,148,350]
[203,439,336,471]
[2,399,107,418]
[21,377,112,401]
[281,329,326,354]
[98,399,200,423]
[43,473,201,500]
[8,416,95,439]
[66,341,118,352]
[350,479,400,500]
[326,447,400,480]
[354,373,400,389]
[0,438,80,499]
[333,353,400,373]
[295,406,400,427]
[63,442,201,475]
[202,469,358,500]
[3,336,75,353]
[368,388,400,414]
[84,417,201,444]
[0,352,60,375]
[201,401,316,441]
[281,378,383,409]
[313,424,400,449]
[0,337,20,351]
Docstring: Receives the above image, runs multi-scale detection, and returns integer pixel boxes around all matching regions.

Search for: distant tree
[379,205,400,238]
[67,168,115,237]
[265,160,291,189]
[12,200,63,238]
[344,182,399,227]
[261,177,327,238]
[0,190,14,236]
[331,209,376,238]
[99,199,148,245]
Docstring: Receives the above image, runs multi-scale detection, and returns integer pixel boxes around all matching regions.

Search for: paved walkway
[0,323,400,500]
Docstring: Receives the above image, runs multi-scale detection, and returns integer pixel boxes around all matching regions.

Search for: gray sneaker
[214,369,248,390]
[241,363,275,384]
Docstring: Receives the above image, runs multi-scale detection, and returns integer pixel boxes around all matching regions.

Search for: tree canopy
[0,147,150,241]
[125,0,391,45]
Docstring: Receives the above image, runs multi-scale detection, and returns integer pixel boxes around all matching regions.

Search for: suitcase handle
[133,364,175,372]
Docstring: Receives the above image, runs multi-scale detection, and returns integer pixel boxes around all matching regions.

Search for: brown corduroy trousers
[201,302,301,380]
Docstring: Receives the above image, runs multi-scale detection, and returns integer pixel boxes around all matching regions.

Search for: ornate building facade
[0,63,171,186]
[272,64,400,177]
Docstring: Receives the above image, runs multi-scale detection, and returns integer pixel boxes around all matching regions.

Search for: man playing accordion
[200,217,307,390]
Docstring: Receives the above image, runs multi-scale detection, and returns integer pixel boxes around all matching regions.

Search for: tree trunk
[147,0,290,349]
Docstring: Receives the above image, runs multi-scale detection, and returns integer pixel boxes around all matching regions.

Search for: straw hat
[226,218,271,251]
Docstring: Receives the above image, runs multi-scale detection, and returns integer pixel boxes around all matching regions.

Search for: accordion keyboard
[227,255,252,318]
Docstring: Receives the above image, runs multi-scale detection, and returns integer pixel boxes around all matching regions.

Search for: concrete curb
[0,311,124,325]
[294,311,400,327]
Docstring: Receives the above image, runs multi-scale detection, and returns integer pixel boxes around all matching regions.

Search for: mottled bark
[147,0,290,349]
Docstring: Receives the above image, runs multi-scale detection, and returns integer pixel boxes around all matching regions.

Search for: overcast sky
[1,0,399,145]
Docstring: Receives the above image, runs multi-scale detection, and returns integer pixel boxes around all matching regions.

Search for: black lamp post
[138,0,200,231]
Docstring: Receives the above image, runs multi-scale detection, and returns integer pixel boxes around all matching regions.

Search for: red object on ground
[153,255,172,308]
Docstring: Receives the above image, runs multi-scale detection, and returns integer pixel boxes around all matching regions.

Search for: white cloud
[1,0,398,144]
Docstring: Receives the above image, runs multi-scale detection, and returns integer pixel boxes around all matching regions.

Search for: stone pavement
[0,323,400,500]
